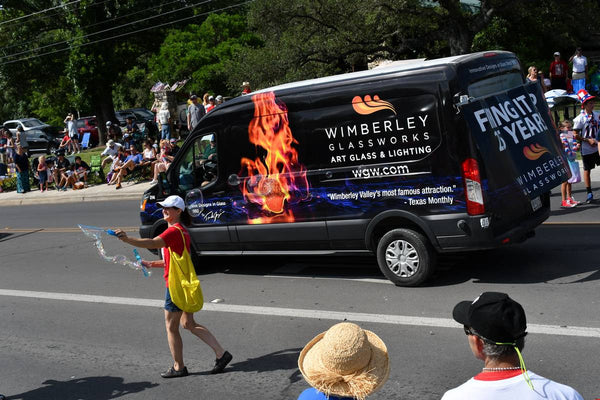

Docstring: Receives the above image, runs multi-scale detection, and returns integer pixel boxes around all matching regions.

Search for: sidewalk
[0,180,153,207]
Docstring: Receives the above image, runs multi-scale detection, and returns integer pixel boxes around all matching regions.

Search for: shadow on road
[5,376,157,400]
[429,225,600,286]
[202,225,599,288]
[227,348,302,378]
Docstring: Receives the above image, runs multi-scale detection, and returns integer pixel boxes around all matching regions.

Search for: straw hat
[298,322,389,400]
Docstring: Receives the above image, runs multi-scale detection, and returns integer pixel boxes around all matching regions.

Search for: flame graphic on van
[352,95,397,115]
[241,92,310,224]
[523,143,550,160]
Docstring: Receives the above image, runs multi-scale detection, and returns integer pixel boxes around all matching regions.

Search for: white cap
[106,121,112,126]
[158,195,185,211]
[554,51,560,56]
[107,139,115,146]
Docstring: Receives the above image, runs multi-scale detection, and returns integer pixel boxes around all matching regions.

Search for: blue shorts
[164,287,182,312]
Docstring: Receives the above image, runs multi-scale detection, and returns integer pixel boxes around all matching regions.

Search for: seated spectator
[297,322,389,400]
[169,138,180,156]
[73,156,90,186]
[53,151,71,191]
[106,121,122,142]
[121,133,136,151]
[124,116,139,137]
[114,145,143,189]
[150,139,173,184]
[101,139,122,169]
[441,292,583,400]
[107,147,127,185]
[142,139,156,165]
[58,131,73,153]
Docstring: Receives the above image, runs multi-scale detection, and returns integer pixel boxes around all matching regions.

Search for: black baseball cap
[453,292,527,344]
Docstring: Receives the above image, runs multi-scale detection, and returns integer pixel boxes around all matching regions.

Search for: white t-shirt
[572,55,587,73]
[67,120,77,138]
[573,110,600,155]
[101,143,122,157]
[158,109,170,125]
[441,371,583,400]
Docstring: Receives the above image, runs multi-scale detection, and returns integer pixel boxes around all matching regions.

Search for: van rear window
[468,72,524,98]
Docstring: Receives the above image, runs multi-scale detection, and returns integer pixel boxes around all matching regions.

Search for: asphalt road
[0,194,599,399]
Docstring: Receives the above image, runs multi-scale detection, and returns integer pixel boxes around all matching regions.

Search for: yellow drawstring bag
[167,227,203,313]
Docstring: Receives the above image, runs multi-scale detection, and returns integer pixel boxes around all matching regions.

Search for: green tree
[149,12,261,98]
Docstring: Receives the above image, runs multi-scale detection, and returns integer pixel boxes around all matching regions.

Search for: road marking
[0,227,138,233]
[263,274,392,284]
[1,289,599,338]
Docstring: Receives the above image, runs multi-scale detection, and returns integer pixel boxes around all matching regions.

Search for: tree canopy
[0,0,597,133]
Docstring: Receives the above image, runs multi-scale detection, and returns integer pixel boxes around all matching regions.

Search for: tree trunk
[92,85,117,146]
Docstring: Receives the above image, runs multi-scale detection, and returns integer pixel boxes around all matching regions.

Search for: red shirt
[550,60,568,79]
[159,223,191,287]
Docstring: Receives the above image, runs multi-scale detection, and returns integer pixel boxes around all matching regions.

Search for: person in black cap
[186,94,205,133]
[441,292,583,400]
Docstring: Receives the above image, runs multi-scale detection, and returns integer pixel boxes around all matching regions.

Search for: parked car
[74,116,99,147]
[116,108,158,138]
[24,127,60,154]
[3,118,51,134]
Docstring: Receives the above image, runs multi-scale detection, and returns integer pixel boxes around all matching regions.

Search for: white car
[3,118,50,134]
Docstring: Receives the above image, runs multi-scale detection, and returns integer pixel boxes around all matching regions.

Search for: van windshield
[467,71,524,98]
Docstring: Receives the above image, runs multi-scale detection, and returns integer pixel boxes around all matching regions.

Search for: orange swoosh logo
[523,143,549,160]
[352,95,396,115]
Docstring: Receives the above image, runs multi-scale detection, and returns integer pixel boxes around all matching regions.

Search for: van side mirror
[158,171,171,196]
[227,174,241,186]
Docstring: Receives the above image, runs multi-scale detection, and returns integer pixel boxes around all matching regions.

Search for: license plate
[531,196,542,212]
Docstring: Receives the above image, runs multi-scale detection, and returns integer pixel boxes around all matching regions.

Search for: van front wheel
[376,228,435,287]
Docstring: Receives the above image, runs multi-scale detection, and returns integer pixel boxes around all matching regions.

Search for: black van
[139,51,569,286]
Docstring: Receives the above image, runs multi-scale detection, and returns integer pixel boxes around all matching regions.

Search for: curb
[1,192,143,207]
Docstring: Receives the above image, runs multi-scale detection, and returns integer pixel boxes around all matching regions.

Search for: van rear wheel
[376,228,436,287]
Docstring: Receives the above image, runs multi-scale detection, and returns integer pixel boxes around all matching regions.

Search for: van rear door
[457,55,569,235]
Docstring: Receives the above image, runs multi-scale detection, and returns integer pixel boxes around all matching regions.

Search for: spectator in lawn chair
[106,120,122,142]
[53,150,71,191]
[107,147,127,186]
[121,133,136,151]
[169,138,180,156]
[124,116,139,137]
[114,145,143,189]
[142,140,157,166]
[101,139,123,169]
[150,139,174,185]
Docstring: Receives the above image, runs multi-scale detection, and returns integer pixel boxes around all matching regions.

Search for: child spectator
[73,156,90,186]
[559,120,580,208]
[37,155,48,192]
[53,151,71,191]
[5,131,15,163]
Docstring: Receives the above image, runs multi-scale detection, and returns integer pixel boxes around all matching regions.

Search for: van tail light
[461,158,485,215]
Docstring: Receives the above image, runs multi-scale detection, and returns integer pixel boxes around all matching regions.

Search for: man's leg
[164,310,185,370]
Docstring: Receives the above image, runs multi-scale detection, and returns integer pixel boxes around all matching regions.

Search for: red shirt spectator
[550,52,568,90]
